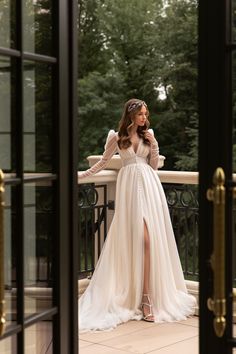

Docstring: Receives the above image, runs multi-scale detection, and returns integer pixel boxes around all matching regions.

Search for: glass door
[199,0,236,353]
[0,1,78,353]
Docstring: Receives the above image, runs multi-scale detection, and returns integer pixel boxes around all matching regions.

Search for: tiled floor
[79,316,198,354]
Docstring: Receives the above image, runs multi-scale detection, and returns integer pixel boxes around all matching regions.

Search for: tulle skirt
[79,162,196,332]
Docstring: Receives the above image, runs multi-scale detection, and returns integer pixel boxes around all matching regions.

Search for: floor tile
[178,316,199,328]
[149,336,198,354]
[80,320,154,343]
[79,343,133,354]
[100,322,198,354]
[79,340,94,349]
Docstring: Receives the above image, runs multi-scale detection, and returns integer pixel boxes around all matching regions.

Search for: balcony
[78,155,199,354]
[78,155,199,290]
[79,317,198,354]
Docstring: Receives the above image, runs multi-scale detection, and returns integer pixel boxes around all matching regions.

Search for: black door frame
[56,1,78,353]
[0,1,78,353]
[199,0,234,353]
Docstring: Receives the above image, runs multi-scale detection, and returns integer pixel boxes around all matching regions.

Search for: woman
[78,98,196,332]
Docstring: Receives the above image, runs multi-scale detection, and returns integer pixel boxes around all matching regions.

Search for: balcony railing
[78,183,114,278]
[78,168,199,281]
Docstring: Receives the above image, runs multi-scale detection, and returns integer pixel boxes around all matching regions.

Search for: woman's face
[133,104,148,126]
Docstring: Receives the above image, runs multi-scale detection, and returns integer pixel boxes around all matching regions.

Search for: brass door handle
[206,167,226,337]
[0,170,6,335]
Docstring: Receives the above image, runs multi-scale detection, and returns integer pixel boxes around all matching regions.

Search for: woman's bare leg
[142,220,154,321]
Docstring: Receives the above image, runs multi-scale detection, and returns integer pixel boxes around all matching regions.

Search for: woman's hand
[144,131,157,145]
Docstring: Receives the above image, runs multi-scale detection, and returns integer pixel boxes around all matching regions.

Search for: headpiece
[127,100,147,113]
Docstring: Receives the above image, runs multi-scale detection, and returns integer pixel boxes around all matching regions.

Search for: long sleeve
[148,129,159,170]
[78,130,117,179]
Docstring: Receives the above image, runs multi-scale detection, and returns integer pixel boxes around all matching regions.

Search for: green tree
[155,0,198,170]
[78,0,164,168]
[78,0,198,171]
[78,70,125,168]
[78,0,109,78]
[97,0,164,104]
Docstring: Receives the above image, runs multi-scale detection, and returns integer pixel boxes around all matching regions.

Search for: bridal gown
[79,129,196,332]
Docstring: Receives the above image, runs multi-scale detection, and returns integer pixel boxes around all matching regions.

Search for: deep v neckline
[131,137,142,155]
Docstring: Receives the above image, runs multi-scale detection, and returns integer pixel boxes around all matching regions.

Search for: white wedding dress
[78,129,196,332]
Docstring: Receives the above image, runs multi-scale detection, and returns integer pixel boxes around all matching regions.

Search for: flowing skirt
[79,162,196,332]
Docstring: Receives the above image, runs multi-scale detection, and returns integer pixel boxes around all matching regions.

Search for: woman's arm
[78,130,117,179]
[145,129,159,170]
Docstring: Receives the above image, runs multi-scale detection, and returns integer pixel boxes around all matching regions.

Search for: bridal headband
[127,100,147,113]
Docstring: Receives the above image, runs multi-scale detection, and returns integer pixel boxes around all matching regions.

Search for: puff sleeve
[78,130,117,179]
[148,129,159,170]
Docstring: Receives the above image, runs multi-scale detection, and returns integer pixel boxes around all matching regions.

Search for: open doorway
[78,0,199,353]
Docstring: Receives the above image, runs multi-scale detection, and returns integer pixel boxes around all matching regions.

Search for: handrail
[78,169,199,185]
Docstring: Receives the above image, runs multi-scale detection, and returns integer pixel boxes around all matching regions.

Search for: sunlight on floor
[79,316,198,354]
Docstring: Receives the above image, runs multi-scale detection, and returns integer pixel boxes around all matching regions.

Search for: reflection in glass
[24,61,53,173]
[25,321,53,354]
[4,186,17,328]
[0,56,16,172]
[23,0,53,56]
[24,182,53,317]
[0,0,16,48]
[0,335,17,354]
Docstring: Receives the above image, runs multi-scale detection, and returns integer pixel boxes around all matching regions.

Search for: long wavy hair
[117,98,150,150]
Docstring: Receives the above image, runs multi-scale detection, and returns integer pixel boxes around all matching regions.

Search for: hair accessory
[127,101,147,113]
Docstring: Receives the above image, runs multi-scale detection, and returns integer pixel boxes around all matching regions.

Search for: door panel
[199,0,235,353]
[0,56,17,172]
[24,320,53,354]
[232,7,236,345]
[23,182,54,317]
[23,61,54,173]
[4,184,17,328]
[23,0,53,56]
[0,1,78,353]
[0,335,17,354]
[0,1,17,49]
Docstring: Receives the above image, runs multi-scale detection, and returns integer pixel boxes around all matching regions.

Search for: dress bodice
[116,134,150,167]
[79,129,159,179]
[118,134,150,158]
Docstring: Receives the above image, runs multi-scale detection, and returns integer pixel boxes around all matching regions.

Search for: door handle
[0,170,6,335]
[206,167,226,337]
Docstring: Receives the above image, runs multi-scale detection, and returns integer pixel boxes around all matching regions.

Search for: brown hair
[117,98,150,150]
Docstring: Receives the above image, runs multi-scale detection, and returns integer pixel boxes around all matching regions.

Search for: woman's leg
[142,220,154,321]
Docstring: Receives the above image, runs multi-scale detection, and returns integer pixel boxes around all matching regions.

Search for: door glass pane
[0,335,17,354]
[23,61,53,173]
[24,182,54,317]
[0,1,16,49]
[0,56,16,172]
[25,320,53,354]
[23,0,53,56]
[5,185,17,328]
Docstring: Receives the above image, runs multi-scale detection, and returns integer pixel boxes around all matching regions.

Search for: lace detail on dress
[78,130,117,179]
[148,129,159,170]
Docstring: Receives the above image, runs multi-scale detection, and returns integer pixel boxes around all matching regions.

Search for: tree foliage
[155,0,198,170]
[78,0,198,170]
